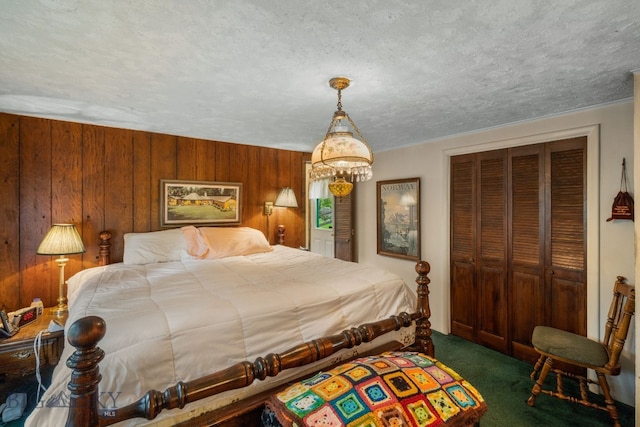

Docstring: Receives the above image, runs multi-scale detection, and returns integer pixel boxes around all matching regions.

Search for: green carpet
[431,331,635,427]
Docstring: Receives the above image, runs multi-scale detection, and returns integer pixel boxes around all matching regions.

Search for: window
[316,198,333,229]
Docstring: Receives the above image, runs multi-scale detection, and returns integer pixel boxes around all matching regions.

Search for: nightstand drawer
[0,337,62,377]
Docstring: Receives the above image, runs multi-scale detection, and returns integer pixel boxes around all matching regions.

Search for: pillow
[182,226,273,259]
[265,351,487,426]
[123,228,188,265]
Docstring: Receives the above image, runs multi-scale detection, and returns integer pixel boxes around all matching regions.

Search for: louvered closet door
[509,145,545,362]
[450,137,586,362]
[476,150,508,353]
[450,154,476,341]
[545,138,586,336]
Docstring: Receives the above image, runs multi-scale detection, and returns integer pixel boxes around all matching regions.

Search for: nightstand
[0,309,66,400]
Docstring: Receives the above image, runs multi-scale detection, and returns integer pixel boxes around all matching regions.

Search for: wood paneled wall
[0,113,310,311]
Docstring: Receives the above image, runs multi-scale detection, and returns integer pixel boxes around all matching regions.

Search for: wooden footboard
[65,233,433,426]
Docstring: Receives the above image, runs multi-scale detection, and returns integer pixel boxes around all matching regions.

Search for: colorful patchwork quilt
[265,351,487,427]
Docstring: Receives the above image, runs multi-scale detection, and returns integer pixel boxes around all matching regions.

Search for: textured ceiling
[1,1,639,153]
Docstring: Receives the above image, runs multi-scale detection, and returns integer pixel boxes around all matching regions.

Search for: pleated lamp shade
[37,224,86,255]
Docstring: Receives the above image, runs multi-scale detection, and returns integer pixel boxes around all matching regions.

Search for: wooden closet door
[450,137,586,363]
[475,150,508,352]
[450,154,476,341]
[545,138,586,336]
[509,145,545,362]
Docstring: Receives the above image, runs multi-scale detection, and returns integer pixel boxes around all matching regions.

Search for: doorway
[305,162,356,261]
[310,197,335,257]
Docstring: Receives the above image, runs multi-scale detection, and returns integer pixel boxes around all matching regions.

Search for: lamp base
[50,304,68,317]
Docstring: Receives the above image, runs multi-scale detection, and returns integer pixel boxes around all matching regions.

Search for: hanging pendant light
[310,77,373,198]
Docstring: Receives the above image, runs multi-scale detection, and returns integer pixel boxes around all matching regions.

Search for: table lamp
[37,224,86,316]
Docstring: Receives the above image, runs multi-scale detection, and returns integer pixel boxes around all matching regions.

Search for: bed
[25,226,437,426]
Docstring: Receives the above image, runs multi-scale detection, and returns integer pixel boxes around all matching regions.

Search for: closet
[450,137,586,363]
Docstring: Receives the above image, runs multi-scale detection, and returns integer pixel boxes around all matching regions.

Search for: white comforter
[27,246,415,426]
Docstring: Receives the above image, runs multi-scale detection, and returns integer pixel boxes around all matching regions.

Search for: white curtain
[308,179,330,199]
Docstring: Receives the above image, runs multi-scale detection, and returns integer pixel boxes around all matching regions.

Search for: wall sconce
[37,223,86,316]
[265,188,298,244]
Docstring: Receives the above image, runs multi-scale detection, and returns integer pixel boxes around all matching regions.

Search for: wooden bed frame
[63,231,434,427]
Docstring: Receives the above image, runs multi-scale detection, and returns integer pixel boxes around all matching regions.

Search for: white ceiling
[1,1,639,153]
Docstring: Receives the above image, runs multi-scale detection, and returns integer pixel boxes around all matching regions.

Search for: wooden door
[545,138,586,336]
[334,189,356,262]
[476,150,508,353]
[509,144,545,362]
[450,155,476,341]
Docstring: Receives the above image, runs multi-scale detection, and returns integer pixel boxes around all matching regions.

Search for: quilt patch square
[461,379,485,403]
[374,403,412,425]
[427,389,461,421]
[303,371,332,387]
[275,382,309,403]
[424,365,454,385]
[344,364,374,383]
[333,390,368,422]
[386,354,417,368]
[368,358,398,375]
[383,371,419,398]
[313,375,352,401]
[401,351,436,368]
[444,383,478,410]
[404,367,441,393]
[402,394,441,427]
[356,377,397,408]
[285,389,324,417]
[435,362,463,381]
[304,404,342,426]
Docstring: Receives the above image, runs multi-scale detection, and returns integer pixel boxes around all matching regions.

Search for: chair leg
[527,356,553,406]
[596,372,621,427]
[530,354,545,380]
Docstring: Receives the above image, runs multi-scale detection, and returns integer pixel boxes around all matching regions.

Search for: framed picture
[377,177,420,261]
[160,180,242,226]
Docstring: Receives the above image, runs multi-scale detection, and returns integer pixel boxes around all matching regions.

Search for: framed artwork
[377,177,420,261]
[160,180,242,226]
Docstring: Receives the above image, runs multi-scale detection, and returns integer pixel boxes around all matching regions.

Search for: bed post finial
[277,225,286,245]
[65,316,106,427]
[98,231,112,266]
[414,260,433,356]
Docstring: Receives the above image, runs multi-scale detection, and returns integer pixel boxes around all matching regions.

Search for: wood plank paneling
[2,113,309,310]
[256,146,277,242]
[215,142,230,182]
[0,114,20,309]
[104,128,134,260]
[149,133,177,240]
[177,137,199,180]
[197,138,216,182]
[20,117,52,306]
[133,131,152,232]
[82,125,105,268]
[50,121,84,304]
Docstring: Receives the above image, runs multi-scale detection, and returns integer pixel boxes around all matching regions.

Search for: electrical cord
[33,330,48,403]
